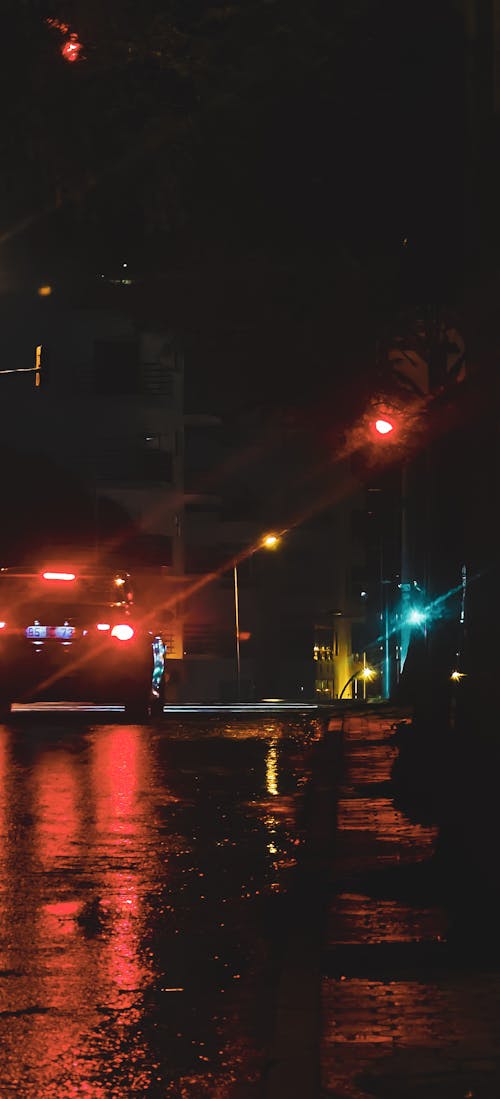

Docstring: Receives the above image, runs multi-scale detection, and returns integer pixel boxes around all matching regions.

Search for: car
[0,563,167,719]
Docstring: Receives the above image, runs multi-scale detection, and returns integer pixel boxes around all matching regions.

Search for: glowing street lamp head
[374,418,394,436]
[261,533,280,549]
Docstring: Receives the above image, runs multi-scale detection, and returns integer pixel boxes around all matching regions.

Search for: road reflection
[322,713,452,1099]
[0,714,320,1096]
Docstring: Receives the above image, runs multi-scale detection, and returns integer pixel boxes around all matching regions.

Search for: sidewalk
[266,706,500,1099]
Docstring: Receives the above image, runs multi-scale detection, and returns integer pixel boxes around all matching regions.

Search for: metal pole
[380,535,391,700]
[233,564,241,701]
[339,671,355,700]
[399,461,411,674]
[384,596,390,699]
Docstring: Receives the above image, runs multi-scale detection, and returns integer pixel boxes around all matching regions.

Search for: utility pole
[398,462,412,678]
[233,564,241,701]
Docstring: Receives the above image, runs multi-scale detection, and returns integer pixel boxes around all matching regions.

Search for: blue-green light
[407,608,426,626]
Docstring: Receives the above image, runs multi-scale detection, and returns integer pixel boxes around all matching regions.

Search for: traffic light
[34,344,49,388]
[374,418,394,435]
[34,344,42,387]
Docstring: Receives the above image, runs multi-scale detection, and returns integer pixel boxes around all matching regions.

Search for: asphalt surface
[320,711,500,1099]
[0,707,323,1098]
[2,704,500,1098]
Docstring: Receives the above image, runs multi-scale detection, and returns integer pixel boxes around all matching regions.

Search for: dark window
[142,364,174,398]
[184,424,221,485]
[127,535,173,566]
[97,438,172,482]
[185,498,219,514]
[94,340,140,395]
[184,546,224,574]
[183,624,222,656]
[137,448,173,482]
[218,492,261,521]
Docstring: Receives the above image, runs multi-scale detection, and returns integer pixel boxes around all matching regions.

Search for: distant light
[360,590,367,598]
[61,35,83,62]
[114,576,126,587]
[261,533,280,549]
[375,418,394,435]
[37,285,53,297]
[407,608,426,626]
[111,624,134,641]
[0,622,6,629]
[46,17,84,63]
[450,670,466,682]
[360,666,377,680]
[42,571,76,582]
[96,623,111,632]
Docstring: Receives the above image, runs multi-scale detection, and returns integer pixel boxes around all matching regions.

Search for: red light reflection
[33,751,80,863]
[91,727,155,1006]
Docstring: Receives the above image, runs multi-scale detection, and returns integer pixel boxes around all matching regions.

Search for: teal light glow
[407,608,426,626]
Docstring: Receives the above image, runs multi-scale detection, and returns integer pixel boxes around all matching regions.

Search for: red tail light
[111,624,134,641]
[0,621,6,629]
[42,571,76,582]
[96,623,111,632]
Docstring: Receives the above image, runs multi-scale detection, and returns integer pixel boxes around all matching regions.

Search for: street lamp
[260,533,280,549]
[338,662,377,701]
[234,532,281,700]
[369,407,414,690]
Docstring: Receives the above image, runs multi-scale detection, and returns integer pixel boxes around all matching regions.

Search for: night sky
[0,2,466,412]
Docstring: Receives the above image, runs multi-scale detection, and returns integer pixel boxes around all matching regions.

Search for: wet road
[0,709,323,1098]
[321,714,500,1099]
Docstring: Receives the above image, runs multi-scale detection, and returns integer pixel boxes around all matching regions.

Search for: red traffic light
[374,418,394,435]
[61,35,83,62]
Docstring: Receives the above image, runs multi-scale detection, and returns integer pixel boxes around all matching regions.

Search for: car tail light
[0,621,6,629]
[111,624,134,641]
[42,572,76,582]
[96,622,111,631]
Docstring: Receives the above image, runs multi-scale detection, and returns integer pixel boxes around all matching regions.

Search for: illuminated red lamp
[46,17,83,63]
[111,624,134,641]
[42,571,76,581]
[374,418,394,435]
[61,35,83,62]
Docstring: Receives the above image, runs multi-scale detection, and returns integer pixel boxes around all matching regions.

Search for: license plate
[25,625,75,640]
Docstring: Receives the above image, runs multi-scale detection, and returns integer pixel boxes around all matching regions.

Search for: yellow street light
[339,662,378,701]
[260,533,280,549]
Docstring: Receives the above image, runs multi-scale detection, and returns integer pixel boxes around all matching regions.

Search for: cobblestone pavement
[321,712,500,1099]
